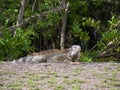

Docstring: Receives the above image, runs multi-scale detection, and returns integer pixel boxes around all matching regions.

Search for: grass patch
[97,76,120,89]
[72,84,81,90]
[29,74,41,81]
[64,78,85,84]
[46,71,58,76]
[27,80,37,87]
[110,81,120,87]
[105,77,120,87]
[48,77,56,84]
[47,71,59,77]
[39,74,50,79]
[9,87,22,90]
[54,85,65,90]
[0,83,3,87]
[2,70,16,75]
[72,68,85,76]
[106,77,119,81]
[92,72,103,78]
[7,81,23,89]
[95,83,110,88]
[22,71,49,81]
[62,75,69,78]
[73,68,85,73]
[110,88,120,90]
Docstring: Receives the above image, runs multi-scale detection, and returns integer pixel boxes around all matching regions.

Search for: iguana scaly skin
[13,45,81,63]
[13,49,70,63]
[48,45,81,63]
[27,49,69,56]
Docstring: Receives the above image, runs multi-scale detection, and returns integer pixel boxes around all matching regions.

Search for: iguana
[48,45,81,63]
[13,45,81,63]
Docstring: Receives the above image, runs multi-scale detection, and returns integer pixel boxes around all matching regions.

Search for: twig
[0,5,67,36]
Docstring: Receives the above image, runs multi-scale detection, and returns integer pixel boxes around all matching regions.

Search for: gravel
[0,62,120,90]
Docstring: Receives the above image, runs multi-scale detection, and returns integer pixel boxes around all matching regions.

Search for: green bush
[0,27,34,61]
[80,51,98,62]
[71,22,90,47]
[97,15,120,51]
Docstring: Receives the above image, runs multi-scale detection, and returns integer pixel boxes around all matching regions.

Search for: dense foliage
[0,0,120,61]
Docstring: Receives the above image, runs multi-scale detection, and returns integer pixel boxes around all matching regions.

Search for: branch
[89,44,97,52]
[32,0,37,12]
[0,5,67,36]
[60,1,69,50]
[101,0,120,4]
[16,0,26,26]
[96,41,120,59]
[10,6,67,30]
[96,53,120,58]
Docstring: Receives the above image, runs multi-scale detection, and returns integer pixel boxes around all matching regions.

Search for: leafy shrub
[80,51,98,62]
[71,22,90,43]
[0,27,34,61]
[97,15,120,51]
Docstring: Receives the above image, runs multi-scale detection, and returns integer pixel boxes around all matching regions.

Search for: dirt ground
[0,62,120,90]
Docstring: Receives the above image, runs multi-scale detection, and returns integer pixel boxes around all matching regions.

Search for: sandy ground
[0,62,120,90]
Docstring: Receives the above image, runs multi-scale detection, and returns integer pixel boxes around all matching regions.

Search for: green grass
[7,81,23,90]
[72,84,81,90]
[95,76,120,89]
[62,75,69,78]
[2,70,16,75]
[27,80,37,87]
[54,85,65,90]
[73,68,85,73]
[72,67,85,76]
[104,77,120,87]
[29,74,41,81]
[92,72,103,78]
[48,77,56,84]
[110,81,120,87]
[63,78,85,84]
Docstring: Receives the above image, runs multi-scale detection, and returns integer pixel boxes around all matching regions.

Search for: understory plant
[0,27,34,61]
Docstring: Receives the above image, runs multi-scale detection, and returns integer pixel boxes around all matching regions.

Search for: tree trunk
[16,0,26,26]
[51,36,56,49]
[32,0,37,12]
[60,1,69,50]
